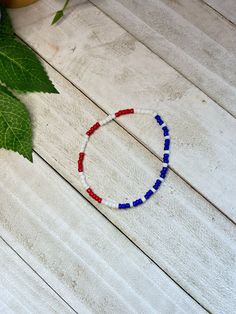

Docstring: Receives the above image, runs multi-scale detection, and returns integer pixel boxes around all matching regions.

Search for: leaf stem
[62,0,70,11]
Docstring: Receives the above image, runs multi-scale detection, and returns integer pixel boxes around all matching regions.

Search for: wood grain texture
[203,0,236,24]
[0,151,204,314]
[90,0,236,116]
[0,238,73,314]
[12,60,236,313]
[10,0,236,221]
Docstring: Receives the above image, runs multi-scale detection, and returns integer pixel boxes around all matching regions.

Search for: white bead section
[80,173,89,189]
[102,199,118,208]
[141,196,147,203]
[163,163,168,168]
[80,135,89,152]
[99,115,113,126]
[134,109,155,115]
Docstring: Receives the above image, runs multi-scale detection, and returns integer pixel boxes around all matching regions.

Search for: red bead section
[86,188,102,203]
[78,152,85,172]
[86,122,101,136]
[115,108,134,117]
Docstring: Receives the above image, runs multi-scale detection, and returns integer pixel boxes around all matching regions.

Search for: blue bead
[163,154,169,163]
[153,179,162,190]
[119,203,130,209]
[133,198,143,207]
[162,126,169,136]
[144,189,154,200]
[160,167,168,178]
[164,139,170,150]
[155,115,163,125]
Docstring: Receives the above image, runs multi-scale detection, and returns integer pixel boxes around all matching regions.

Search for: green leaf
[0,84,17,99]
[0,5,13,36]
[51,10,64,25]
[0,87,32,161]
[0,37,59,93]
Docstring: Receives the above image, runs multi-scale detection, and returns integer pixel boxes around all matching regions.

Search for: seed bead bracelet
[77,108,170,209]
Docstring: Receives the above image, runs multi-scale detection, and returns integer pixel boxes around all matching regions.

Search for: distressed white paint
[0,151,205,314]
[14,62,236,313]
[89,0,236,116]
[0,238,73,314]
[10,0,236,220]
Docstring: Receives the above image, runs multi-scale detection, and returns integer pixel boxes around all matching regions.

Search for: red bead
[86,122,101,136]
[115,108,134,117]
[78,152,85,172]
[86,187,102,203]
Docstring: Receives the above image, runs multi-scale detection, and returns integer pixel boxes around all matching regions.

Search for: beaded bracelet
[78,108,170,209]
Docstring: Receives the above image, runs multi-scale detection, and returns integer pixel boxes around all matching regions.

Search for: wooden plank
[12,60,236,313]
[0,238,73,314]
[89,0,236,117]
[0,151,205,314]
[203,0,236,24]
[9,0,236,221]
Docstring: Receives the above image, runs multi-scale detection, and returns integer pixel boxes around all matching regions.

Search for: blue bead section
[119,203,131,209]
[163,153,169,163]
[162,126,169,136]
[153,179,162,190]
[160,167,168,178]
[133,198,143,207]
[144,189,154,200]
[155,115,163,125]
[164,139,170,150]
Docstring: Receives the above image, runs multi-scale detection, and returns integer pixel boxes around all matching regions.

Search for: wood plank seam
[0,235,78,314]
[32,150,211,313]
[16,35,236,225]
[201,0,236,26]
[88,0,236,119]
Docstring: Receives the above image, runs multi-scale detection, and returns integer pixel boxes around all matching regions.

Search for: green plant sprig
[0,6,58,162]
[51,0,70,25]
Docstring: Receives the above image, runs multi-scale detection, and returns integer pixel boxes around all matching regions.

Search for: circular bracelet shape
[77,108,170,209]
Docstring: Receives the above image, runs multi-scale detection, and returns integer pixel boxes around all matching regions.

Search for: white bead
[100,115,114,126]
[134,108,142,114]
[102,200,109,206]
[164,150,169,154]
[152,112,158,117]
[141,196,146,203]
[164,135,170,139]
[161,122,166,128]
[111,114,116,119]
[80,136,89,151]
[151,187,156,193]
[159,177,164,182]
[112,203,118,208]
[163,163,168,167]
[80,173,89,189]
[99,120,106,126]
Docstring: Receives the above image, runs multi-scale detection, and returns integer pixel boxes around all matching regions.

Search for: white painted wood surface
[14,61,236,313]
[0,150,204,314]
[0,238,73,313]
[0,1,235,313]
[90,0,236,116]
[203,0,236,24]
[10,0,236,221]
